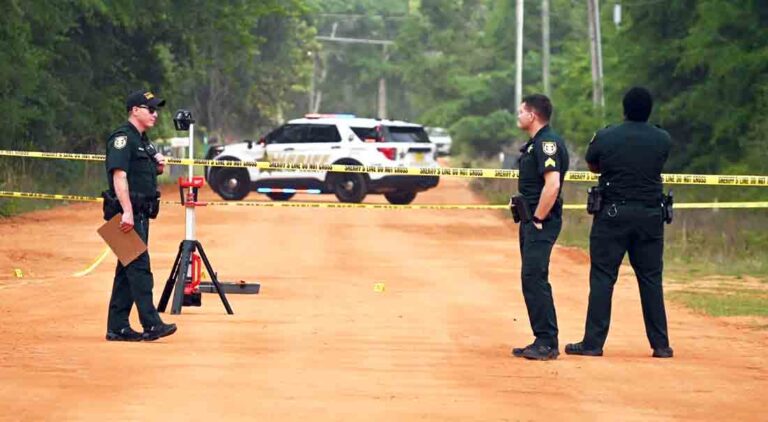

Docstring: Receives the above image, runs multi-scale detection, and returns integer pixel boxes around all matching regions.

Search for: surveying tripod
[157,110,233,315]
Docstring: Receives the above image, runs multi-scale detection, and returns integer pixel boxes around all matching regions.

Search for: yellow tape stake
[72,246,111,277]
[3,149,768,185]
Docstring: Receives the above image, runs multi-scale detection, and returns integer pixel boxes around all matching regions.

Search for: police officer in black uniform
[104,89,177,342]
[511,94,569,361]
[565,87,674,358]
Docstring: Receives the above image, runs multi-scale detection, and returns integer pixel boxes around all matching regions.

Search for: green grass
[667,291,768,317]
[0,157,179,217]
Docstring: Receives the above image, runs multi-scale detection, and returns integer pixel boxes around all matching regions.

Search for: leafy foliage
[387,0,768,175]
[1,0,766,216]
[0,0,314,214]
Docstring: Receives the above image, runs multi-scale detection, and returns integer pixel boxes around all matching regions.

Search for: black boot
[142,323,178,341]
[564,342,603,356]
[522,344,559,361]
[106,327,143,342]
[512,343,535,358]
[652,346,673,358]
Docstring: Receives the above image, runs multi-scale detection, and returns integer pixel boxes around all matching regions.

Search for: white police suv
[205,114,440,204]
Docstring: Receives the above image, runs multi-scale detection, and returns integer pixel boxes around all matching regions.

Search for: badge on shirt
[113,135,127,150]
[542,141,557,156]
[527,145,533,153]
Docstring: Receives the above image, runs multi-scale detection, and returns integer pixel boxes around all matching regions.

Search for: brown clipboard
[97,213,147,266]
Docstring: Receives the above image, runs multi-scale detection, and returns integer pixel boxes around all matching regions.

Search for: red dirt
[0,177,766,420]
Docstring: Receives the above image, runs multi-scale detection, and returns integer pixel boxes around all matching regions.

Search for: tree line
[0,0,313,153]
[0,0,314,214]
[313,0,768,175]
[1,0,766,214]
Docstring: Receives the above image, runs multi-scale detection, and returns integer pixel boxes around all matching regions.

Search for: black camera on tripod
[173,109,195,131]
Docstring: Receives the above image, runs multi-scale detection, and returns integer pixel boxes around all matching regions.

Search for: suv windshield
[385,126,430,143]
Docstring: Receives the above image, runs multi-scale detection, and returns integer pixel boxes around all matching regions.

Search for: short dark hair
[623,87,653,122]
[521,94,553,121]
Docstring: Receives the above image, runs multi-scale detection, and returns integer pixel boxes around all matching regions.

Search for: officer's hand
[154,152,166,175]
[120,212,134,233]
[533,221,543,230]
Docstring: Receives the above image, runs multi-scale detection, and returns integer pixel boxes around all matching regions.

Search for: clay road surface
[0,177,766,421]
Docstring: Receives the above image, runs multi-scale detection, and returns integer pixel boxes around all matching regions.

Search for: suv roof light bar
[305,113,356,119]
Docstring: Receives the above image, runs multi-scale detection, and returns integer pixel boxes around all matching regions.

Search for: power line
[316,13,408,20]
[316,36,394,46]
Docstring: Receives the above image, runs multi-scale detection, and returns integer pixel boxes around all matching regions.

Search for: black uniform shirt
[518,124,570,208]
[585,121,671,203]
[105,121,158,196]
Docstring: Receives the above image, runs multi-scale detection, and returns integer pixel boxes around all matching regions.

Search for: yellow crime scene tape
[72,246,110,277]
[4,245,109,283]
[2,189,765,280]
[2,190,768,210]
[2,149,768,186]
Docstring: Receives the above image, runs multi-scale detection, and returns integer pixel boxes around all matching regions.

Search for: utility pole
[378,45,389,119]
[316,35,394,118]
[542,0,551,96]
[587,0,605,108]
[310,23,339,114]
[308,51,316,113]
[515,0,524,107]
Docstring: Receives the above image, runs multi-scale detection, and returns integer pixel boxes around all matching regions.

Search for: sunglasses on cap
[137,105,158,114]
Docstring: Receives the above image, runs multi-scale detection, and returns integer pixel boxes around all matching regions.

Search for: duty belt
[606,198,662,207]
[102,190,161,220]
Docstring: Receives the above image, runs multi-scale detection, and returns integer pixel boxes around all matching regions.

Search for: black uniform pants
[519,215,561,348]
[107,213,163,332]
[583,203,670,350]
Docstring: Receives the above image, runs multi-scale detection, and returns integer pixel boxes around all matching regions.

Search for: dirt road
[1,177,766,421]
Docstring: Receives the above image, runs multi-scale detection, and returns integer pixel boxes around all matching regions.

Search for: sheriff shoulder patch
[113,135,127,150]
[542,141,557,156]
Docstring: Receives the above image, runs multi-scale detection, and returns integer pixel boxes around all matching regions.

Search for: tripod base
[199,281,260,294]
[158,240,234,315]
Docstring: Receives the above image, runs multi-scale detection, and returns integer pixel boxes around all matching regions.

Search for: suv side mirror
[245,140,253,149]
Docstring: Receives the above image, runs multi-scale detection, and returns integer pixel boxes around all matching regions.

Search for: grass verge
[667,290,768,317]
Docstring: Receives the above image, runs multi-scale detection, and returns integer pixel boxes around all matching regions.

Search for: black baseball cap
[125,89,166,111]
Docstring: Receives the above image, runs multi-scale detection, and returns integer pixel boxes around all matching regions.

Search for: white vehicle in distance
[425,126,453,156]
[205,114,440,204]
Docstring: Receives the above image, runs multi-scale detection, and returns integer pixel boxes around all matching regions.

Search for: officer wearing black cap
[511,94,569,361]
[566,86,674,358]
[104,89,177,342]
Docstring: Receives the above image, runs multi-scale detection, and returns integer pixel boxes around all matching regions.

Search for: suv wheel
[330,172,367,203]
[265,192,295,201]
[384,191,417,205]
[212,168,250,200]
